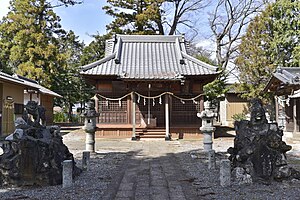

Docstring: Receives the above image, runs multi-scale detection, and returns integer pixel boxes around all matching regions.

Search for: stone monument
[82,101,99,152]
[0,101,81,186]
[197,101,217,151]
[228,99,300,183]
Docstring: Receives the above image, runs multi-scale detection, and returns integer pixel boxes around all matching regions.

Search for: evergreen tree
[269,0,300,68]
[103,0,164,34]
[235,0,300,99]
[54,30,88,121]
[0,0,81,87]
[0,0,86,122]
[80,33,111,65]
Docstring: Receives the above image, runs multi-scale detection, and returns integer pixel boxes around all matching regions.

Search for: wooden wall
[1,83,25,136]
[224,93,249,127]
[40,94,54,125]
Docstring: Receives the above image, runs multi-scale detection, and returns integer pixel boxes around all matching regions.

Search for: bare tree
[104,0,210,36]
[209,0,267,76]
[163,0,211,35]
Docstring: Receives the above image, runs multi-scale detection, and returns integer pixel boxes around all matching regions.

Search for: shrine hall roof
[80,35,219,80]
[264,67,300,95]
[271,67,300,85]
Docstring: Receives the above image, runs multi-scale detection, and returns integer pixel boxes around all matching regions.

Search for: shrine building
[80,34,219,139]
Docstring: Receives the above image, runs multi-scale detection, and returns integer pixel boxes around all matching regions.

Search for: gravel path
[1,129,300,200]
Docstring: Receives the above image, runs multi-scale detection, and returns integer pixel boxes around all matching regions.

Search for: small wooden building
[81,34,219,139]
[219,86,249,127]
[13,74,62,125]
[0,72,61,136]
[264,67,300,134]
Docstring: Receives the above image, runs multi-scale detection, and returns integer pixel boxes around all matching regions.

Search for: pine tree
[80,34,111,65]
[103,0,164,35]
[103,0,208,35]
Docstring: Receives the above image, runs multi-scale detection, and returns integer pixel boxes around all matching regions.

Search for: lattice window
[172,97,201,112]
[98,97,128,124]
[171,96,201,125]
[99,98,127,112]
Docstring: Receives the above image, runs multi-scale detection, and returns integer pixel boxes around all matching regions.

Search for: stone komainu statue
[0,102,81,187]
[23,101,46,127]
[227,98,300,182]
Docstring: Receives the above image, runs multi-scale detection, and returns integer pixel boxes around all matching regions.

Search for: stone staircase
[136,128,167,139]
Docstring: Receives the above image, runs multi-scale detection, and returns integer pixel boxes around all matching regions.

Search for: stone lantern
[82,101,99,152]
[197,101,216,151]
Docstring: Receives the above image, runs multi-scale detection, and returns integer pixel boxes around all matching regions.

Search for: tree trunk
[68,100,72,122]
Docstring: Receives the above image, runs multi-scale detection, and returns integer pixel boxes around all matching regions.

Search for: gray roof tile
[81,35,218,80]
[273,67,300,85]
[0,72,61,97]
[13,74,62,97]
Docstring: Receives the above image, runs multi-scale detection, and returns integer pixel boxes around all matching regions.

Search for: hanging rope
[135,91,171,99]
[93,91,204,104]
[95,92,132,101]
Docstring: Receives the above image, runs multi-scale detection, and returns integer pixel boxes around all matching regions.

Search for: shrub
[232,113,247,122]
[53,112,68,123]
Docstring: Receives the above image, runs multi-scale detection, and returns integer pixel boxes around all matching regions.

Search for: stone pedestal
[220,159,231,187]
[85,132,95,152]
[82,151,90,171]
[203,132,213,151]
[208,150,216,170]
[197,101,216,151]
[62,160,73,188]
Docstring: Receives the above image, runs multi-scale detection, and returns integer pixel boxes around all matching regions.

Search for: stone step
[139,135,166,139]
[136,128,168,139]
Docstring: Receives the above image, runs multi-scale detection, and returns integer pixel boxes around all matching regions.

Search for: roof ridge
[0,72,25,83]
[181,52,218,71]
[81,53,116,72]
[13,74,38,84]
[116,34,185,43]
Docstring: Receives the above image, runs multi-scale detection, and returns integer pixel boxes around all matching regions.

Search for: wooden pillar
[132,92,137,140]
[200,95,204,112]
[127,95,131,124]
[293,98,297,133]
[165,94,170,140]
[94,95,99,124]
[275,97,279,122]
